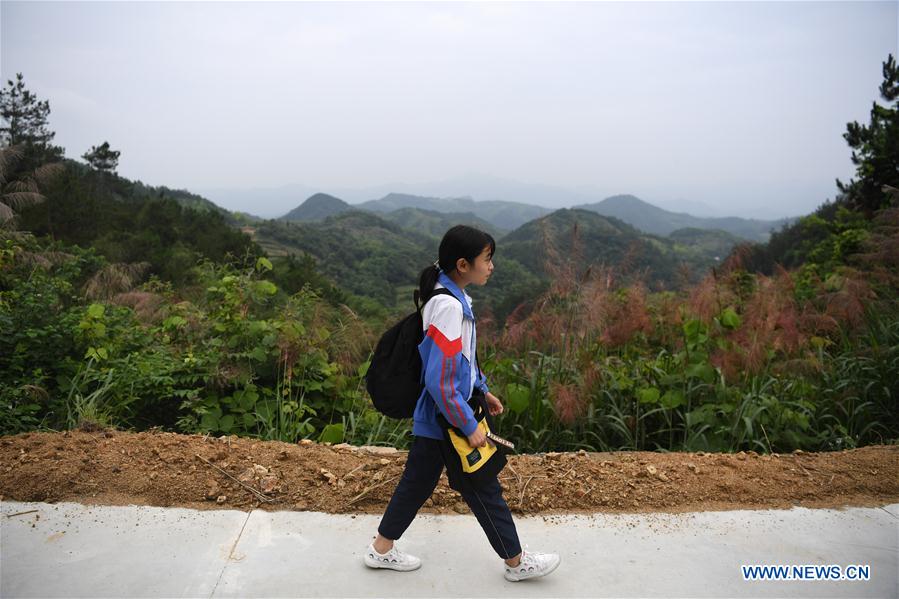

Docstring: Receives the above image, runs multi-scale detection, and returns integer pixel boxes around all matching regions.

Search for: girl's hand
[467,428,487,448]
[485,392,504,416]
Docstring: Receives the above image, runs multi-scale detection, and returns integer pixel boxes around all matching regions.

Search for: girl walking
[363,225,560,582]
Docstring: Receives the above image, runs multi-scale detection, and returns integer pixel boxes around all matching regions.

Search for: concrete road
[1,500,897,598]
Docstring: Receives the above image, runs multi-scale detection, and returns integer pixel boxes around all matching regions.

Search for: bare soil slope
[2,430,897,515]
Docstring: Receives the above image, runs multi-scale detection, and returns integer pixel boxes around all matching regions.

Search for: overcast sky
[1,1,896,218]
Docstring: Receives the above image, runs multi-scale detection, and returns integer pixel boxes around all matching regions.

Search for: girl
[363,225,561,582]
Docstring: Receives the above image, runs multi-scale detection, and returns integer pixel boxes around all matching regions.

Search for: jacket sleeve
[475,364,490,394]
[421,299,479,437]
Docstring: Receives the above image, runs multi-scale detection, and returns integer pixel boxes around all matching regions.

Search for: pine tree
[82,141,121,175]
[836,54,899,214]
[0,73,64,173]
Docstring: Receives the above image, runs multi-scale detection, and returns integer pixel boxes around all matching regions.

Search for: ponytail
[416,225,496,309]
[416,262,440,310]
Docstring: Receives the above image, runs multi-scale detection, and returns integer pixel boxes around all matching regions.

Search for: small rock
[216,495,227,503]
[578,449,588,457]
[238,468,256,483]
[378,458,390,466]
[657,472,670,483]
[260,475,280,494]
[299,439,314,446]
[253,464,269,475]
[359,446,398,456]
[453,503,467,514]
[645,465,658,476]
[294,501,308,511]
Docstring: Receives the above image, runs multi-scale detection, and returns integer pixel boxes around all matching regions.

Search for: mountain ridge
[574,194,794,242]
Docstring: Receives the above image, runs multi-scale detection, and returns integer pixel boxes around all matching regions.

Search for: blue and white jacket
[412,272,490,440]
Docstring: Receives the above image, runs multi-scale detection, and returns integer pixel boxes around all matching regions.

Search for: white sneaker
[363,542,422,572]
[504,549,561,581]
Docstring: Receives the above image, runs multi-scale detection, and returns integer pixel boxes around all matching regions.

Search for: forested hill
[280,193,352,222]
[377,206,506,239]
[253,211,437,307]
[500,209,724,290]
[278,193,506,237]
[16,159,261,286]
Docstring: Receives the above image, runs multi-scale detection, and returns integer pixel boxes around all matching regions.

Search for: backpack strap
[413,287,454,312]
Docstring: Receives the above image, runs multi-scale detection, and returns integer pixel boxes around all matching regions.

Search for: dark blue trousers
[377,435,522,560]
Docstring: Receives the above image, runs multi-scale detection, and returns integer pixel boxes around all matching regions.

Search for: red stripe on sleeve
[426,325,462,356]
[439,355,458,428]
[447,356,464,425]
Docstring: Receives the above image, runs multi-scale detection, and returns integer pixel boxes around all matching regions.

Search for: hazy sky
[2,1,896,218]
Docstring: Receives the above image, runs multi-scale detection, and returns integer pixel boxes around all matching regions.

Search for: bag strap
[413,287,454,312]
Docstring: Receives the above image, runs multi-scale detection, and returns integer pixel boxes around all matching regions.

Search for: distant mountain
[379,207,507,239]
[501,209,727,290]
[359,193,551,229]
[574,195,793,242]
[280,193,352,222]
[652,198,724,218]
[364,173,599,209]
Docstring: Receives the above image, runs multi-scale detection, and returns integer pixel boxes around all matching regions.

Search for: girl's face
[459,245,494,287]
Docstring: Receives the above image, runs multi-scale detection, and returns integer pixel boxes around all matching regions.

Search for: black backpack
[365,288,456,418]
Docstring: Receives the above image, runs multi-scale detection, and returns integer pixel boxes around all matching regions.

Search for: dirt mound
[1,430,897,515]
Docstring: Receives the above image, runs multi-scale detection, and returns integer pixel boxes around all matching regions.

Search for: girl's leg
[457,475,523,562]
[375,436,444,549]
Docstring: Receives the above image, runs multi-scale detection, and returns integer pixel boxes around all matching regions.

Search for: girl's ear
[456,257,469,273]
